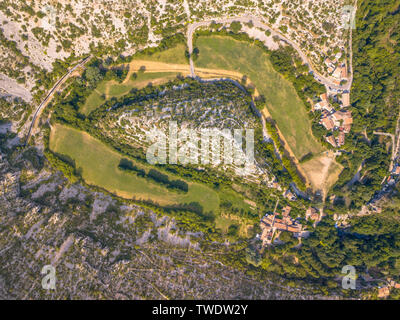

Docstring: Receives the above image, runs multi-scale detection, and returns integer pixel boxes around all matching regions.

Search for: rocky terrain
[0,132,322,299]
[93,80,270,182]
[0,0,351,100]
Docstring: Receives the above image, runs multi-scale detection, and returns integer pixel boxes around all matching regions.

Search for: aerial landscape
[0,0,400,302]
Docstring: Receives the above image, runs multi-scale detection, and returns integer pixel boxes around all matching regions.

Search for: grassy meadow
[131,43,188,65]
[50,124,220,213]
[49,124,261,235]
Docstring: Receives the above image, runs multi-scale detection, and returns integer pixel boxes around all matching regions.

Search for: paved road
[187,14,354,92]
[25,56,91,145]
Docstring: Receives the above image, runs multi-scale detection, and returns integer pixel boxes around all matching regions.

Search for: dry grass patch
[300,151,343,195]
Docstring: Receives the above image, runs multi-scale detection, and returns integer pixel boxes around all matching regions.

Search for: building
[369,205,382,214]
[282,205,292,217]
[324,58,334,68]
[340,65,348,79]
[332,67,342,79]
[314,93,332,112]
[326,135,337,147]
[392,165,400,175]
[332,64,347,80]
[331,110,352,127]
[320,93,328,101]
[320,117,335,131]
[283,189,297,201]
[343,124,352,133]
[305,207,320,222]
[388,279,400,289]
[337,131,345,147]
[378,286,390,299]
[341,92,350,107]
[260,210,303,245]
[315,100,333,112]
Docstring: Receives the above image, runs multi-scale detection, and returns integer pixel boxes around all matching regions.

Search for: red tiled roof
[321,117,335,130]
[337,132,345,146]
[326,135,337,147]
[343,124,352,133]
[282,206,292,216]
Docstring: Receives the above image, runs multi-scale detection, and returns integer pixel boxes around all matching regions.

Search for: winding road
[24,56,91,145]
[186,14,354,92]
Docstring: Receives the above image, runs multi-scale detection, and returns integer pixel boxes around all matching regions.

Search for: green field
[81,43,187,115]
[81,72,180,115]
[195,35,323,159]
[50,124,219,213]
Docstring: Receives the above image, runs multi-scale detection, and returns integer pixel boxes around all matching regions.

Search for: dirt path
[185,15,355,191]
[118,56,341,192]
[127,60,191,75]
[187,14,354,92]
[25,56,91,145]
[261,109,310,187]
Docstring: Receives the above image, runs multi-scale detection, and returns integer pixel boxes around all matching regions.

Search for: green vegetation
[331,0,399,208]
[50,124,219,214]
[81,71,179,115]
[132,43,188,65]
[129,33,188,64]
[194,35,323,160]
[80,84,106,115]
[119,158,189,192]
[229,21,242,33]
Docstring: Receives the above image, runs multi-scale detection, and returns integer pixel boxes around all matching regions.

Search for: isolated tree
[229,21,242,33]
[85,66,102,88]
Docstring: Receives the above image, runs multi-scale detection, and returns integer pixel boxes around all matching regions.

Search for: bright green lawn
[50,124,219,213]
[195,35,324,159]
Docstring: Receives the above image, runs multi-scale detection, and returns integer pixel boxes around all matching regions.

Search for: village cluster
[314,58,353,148]
[257,56,354,247]
[257,189,321,246]
[324,53,348,86]
[313,57,353,148]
